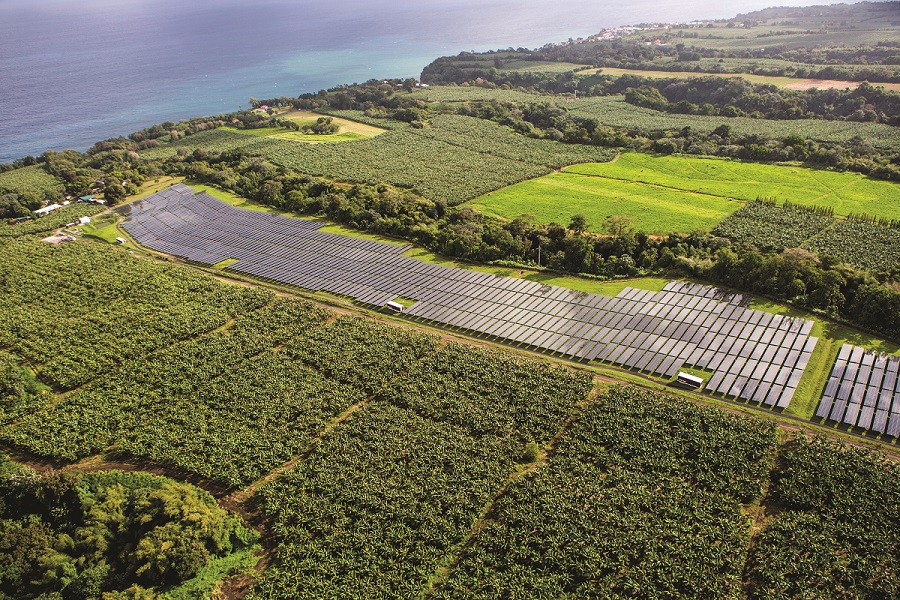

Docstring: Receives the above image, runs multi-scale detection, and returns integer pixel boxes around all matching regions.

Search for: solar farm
[816,344,900,436]
[122,184,818,409]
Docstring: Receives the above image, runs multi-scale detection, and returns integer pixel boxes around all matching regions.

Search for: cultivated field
[141,114,614,205]
[0,164,61,195]
[470,168,741,234]
[471,153,900,234]
[581,67,900,92]
[568,95,900,146]
[566,153,900,219]
[2,229,896,598]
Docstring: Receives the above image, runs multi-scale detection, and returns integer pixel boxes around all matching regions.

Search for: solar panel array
[121,185,817,409]
[816,344,900,436]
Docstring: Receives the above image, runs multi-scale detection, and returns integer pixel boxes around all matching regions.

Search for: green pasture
[565,153,900,220]
[470,164,743,235]
[499,60,590,73]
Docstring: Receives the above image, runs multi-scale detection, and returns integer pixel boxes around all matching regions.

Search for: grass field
[581,67,900,92]
[469,153,900,234]
[221,112,384,144]
[564,154,900,220]
[470,168,741,234]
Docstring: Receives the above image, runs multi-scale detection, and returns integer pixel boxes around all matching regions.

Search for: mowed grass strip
[470,169,742,234]
[565,153,900,220]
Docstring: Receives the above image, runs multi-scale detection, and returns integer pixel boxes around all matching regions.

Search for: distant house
[115,237,126,244]
[34,203,63,216]
[77,216,91,225]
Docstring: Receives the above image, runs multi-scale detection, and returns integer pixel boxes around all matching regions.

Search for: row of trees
[624,78,900,124]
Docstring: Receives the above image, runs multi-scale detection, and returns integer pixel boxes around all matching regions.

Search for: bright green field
[471,153,900,233]
[566,154,900,219]
[470,162,743,234]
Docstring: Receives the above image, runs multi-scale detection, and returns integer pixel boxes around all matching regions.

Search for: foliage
[745,435,900,599]
[431,386,777,598]
[713,199,836,251]
[713,199,900,275]
[567,95,900,147]
[252,345,591,598]
[806,216,900,274]
[0,238,271,390]
[0,469,255,599]
[0,165,62,197]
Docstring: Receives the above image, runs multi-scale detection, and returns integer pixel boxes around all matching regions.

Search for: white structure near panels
[816,343,900,436]
[122,185,816,409]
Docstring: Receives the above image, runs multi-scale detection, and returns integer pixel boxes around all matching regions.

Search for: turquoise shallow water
[0,0,837,163]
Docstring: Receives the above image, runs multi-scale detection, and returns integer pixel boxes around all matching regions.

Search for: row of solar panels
[121,187,817,410]
[816,343,900,436]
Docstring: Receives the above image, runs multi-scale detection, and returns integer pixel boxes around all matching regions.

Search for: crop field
[142,115,613,205]
[470,169,741,234]
[471,152,900,234]
[712,199,836,251]
[568,95,900,147]
[714,201,900,274]
[432,386,777,598]
[403,86,900,146]
[566,153,900,220]
[0,164,61,195]
[1,224,898,598]
[744,435,900,599]
[582,67,900,91]
[806,218,900,274]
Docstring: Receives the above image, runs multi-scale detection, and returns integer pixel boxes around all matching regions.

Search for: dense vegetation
[432,386,777,598]
[422,2,900,83]
[0,463,256,599]
[715,199,900,274]
[253,346,592,599]
[745,435,900,599]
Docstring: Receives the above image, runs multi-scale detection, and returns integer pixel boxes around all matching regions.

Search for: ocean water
[0,0,844,163]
